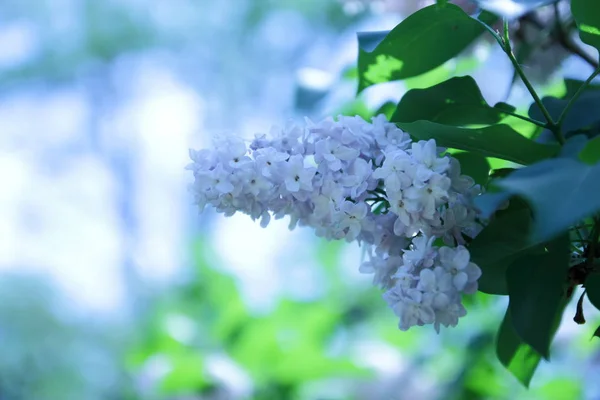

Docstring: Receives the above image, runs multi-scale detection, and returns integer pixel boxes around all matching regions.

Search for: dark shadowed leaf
[391,76,511,125]
[495,158,600,241]
[579,135,600,164]
[493,102,517,113]
[529,90,600,134]
[452,152,490,185]
[473,191,512,219]
[357,5,494,92]
[560,134,589,159]
[585,273,600,311]
[489,168,518,179]
[506,234,570,359]
[496,308,541,387]
[469,204,546,295]
[565,79,600,95]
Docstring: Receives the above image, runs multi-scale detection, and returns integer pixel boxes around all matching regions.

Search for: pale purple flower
[283,154,315,192]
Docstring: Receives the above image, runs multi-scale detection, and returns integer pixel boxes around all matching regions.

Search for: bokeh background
[1,0,600,399]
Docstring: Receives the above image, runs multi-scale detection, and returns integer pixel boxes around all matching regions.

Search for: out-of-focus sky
[0,0,386,313]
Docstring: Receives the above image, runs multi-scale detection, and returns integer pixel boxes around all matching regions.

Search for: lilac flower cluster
[187,115,484,331]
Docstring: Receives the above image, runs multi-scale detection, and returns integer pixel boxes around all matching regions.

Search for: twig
[500,108,547,128]
[501,19,565,144]
[558,66,600,128]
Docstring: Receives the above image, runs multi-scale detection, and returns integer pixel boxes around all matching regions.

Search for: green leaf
[593,325,600,339]
[571,0,600,58]
[229,300,365,384]
[495,158,600,241]
[565,78,600,96]
[585,273,600,310]
[390,76,558,164]
[579,135,600,164]
[490,167,518,179]
[391,76,511,125]
[357,31,389,52]
[496,308,541,388]
[393,121,558,165]
[357,4,492,92]
[529,89,600,134]
[452,152,490,186]
[536,378,583,400]
[473,191,512,219]
[336,99,372,121]
[469,204,545,295]
[404,63,452,90]
[493,101,517,113]
[160,352,206,393]
[560,134,589,159]
[506,234,570,359]
[374,101,398,120]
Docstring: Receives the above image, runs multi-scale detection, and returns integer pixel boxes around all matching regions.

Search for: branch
[558,66,600,128]
[553,2,599,69]
[500,108,547,128]
[520,7,598,70]
[500,19,565,144]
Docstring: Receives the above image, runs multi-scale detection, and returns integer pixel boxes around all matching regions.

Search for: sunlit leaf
[393,121,558,165]
[571,0,600,58]
[357,5,494,92]
[403,63,452,90]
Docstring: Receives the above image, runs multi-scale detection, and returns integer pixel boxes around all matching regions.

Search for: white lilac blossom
[187,115,484,332]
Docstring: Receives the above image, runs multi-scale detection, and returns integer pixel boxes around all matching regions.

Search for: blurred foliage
[114,237,589,399]
[0,273,136,400]
[1,244,590,399]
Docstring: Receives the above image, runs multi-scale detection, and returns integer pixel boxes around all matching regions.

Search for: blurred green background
[1,0,599,399]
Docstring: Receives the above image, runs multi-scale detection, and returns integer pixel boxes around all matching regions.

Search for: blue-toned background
[1,0,598,398]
